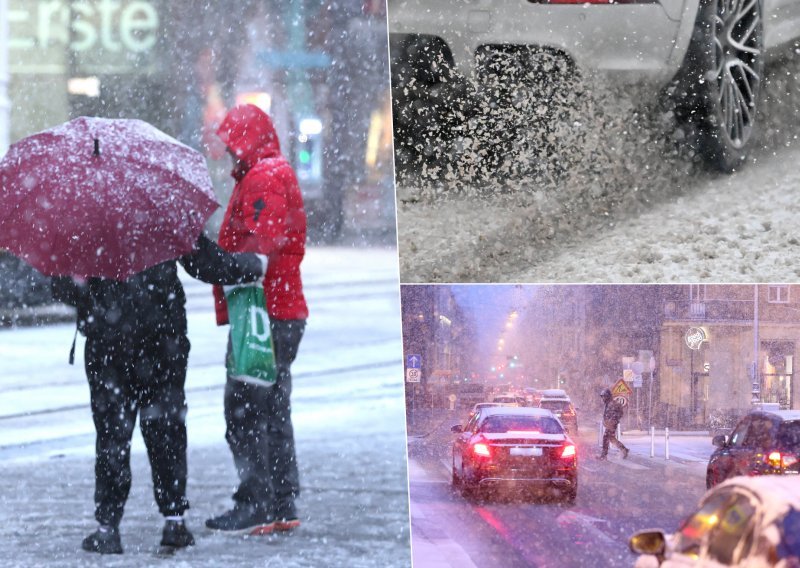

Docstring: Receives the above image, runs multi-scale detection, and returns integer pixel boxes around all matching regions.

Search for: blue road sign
[407,354,421,369]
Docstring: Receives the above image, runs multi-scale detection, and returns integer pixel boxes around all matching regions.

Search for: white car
[629,475,800,566]
[389,0,800,171]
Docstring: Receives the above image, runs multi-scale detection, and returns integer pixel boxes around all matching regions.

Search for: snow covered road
[0,246,411,567]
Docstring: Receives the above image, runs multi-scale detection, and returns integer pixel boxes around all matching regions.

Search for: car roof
[750,409,800,421]
[713,476,800,521]
[539,389,568,397]
[479,407,554,418]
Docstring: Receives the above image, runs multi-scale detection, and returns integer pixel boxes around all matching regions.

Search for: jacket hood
[216,104,281,178]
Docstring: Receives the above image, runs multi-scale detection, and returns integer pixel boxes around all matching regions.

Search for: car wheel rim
[711,0,762,148]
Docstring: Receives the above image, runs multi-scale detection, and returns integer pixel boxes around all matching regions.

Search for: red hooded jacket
[213,104,308,323]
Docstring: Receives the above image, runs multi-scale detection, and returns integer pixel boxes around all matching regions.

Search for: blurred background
[0,0,395,315]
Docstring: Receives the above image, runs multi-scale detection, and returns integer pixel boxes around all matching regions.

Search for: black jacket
[52,234,262,345]
[603,399,625,428]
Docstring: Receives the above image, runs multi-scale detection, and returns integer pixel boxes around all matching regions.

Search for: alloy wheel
[710,0,762,148]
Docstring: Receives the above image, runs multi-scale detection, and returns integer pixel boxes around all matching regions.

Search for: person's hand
[255,254,268,284]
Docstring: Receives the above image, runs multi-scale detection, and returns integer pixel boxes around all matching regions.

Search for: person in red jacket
[206,104,309,534]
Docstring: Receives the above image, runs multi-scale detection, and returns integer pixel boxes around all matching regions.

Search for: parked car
[450,407,577,503]
[389,0,800,171]
[629,475,800,567]
[706,409,800,489]
[538,395,579,435]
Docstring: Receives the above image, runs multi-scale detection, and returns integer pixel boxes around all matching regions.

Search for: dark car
[630,475,800,567]
[450,407,577,503]
[538,397,578,434]
[706,410,800,489]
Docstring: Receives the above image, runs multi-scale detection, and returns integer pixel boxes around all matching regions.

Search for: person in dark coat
[51,234,265,555]
[599,388,629,460]
[205,104,308,534]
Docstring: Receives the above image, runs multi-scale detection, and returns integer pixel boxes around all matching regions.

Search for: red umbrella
[0,116,219,280]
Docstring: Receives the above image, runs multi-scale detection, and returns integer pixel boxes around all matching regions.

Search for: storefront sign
[685,327,707,350]
[10,0,159,73]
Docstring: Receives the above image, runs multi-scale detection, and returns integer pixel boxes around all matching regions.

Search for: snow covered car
[705,409,800,489]
[388,0,800,171]
[450,407,578,503]
[538,393,578,434]
[629,475,800,567]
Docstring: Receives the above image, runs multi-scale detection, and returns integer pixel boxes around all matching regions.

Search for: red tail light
[768,451,798,469]
[473,442,491,458]
[561,444,576,458]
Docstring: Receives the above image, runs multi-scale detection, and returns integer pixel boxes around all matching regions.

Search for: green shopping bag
[225,285,277,386]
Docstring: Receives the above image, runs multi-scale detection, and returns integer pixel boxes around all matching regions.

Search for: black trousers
[224,319,305,515]
[84,335,191,527]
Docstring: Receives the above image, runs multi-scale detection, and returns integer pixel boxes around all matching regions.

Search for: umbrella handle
[93,138,100,157]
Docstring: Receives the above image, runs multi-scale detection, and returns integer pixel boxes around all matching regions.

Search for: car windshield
[480,415,563,434]
[778,421,800,450]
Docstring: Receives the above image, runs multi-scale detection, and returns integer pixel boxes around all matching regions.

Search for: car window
[705,493,758,565]
[674,490,758,564]
[464,412,480,433]
[540,400,569,411]
[743,417,775,449]
[479,415,563,434]
[777,421,800,451]
[728,418,751,448]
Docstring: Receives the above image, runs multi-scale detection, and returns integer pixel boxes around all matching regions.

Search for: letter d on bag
[250,306,270,343]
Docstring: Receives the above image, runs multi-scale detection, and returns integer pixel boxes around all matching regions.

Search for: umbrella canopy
[0,116,219,280]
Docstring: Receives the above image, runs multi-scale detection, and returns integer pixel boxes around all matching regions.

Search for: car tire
[564,480,578,505]
[460,466,478,499]
[676,0,764,172]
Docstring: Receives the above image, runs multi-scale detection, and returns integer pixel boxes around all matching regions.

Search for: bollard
[665,427,670,460]
[598,422,604,448]
[650,426,655,458]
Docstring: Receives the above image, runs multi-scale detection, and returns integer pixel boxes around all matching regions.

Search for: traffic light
[295,118,323,183]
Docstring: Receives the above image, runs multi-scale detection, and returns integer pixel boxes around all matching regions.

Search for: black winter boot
[160,519,195,548]
[81,525,123,554]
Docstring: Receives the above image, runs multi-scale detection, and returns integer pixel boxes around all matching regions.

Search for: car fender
[665,0,703,74]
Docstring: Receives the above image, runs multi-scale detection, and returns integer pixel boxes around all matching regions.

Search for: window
[728,418,751,448]
[675,490,758,565]
[705,492,757,564]
[479,415,563,434]
[743,417,776,449]
[768,286,790,303]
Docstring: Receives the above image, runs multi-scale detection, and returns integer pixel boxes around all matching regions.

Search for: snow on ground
[0,246,411,567]
[397,52,800,284]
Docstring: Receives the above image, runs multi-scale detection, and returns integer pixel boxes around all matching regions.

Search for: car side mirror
[629,530,666,556]
[451,424,463,433]
[712,434,728,447]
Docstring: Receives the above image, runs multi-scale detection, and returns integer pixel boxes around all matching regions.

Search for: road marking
[556,511,616,546]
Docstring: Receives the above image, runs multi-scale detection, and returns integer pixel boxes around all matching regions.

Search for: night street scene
[388,0,800,283]
[401,284,800,567]
[0,1,409,566]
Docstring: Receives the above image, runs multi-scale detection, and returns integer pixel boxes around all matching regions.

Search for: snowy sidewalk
[0,246,412,568]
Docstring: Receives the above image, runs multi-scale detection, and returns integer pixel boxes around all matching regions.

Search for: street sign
[633,375,643,388]
[611,378,633,398]
[614,396,628,407]
[406,368,421,383]
[407,354,422,369]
